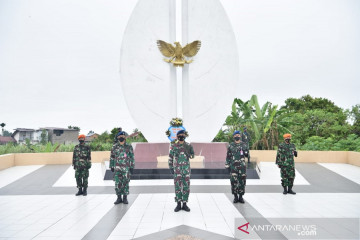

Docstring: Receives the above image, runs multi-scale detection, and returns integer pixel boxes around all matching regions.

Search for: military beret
[233,130,241,136]
[283,133,291,139]
[116,131,126,137]
[177,130,185,136]
[78,134,86,140]
[243,127,247,130]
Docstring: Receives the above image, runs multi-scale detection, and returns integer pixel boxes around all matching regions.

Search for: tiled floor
[0,162,359,240]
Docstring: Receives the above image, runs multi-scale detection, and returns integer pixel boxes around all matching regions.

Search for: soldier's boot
[174,202,182,212]
[238,194,245,204]
[283,186,288,195]
[287,187,296,195]
[182,202,190,212]
[83,187,87,196]
[123,195,128,204]
[114,195,122,204]
[75,188,83,196]
[233,194,239,203]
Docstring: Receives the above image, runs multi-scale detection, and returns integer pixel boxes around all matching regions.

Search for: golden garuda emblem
[157,40,201,67]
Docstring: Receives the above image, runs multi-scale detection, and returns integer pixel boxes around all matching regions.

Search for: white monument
[120,0,239,142]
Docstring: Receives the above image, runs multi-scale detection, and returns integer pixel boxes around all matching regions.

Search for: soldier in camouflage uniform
[276,133,297,195]
[72,134,91,196]
[110,131,135,204]
[241,127,251,163]
[225,130,247,204]
[168,130,194,212]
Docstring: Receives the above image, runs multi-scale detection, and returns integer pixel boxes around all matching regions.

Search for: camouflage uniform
[168,142,194,202]
[110,142,135,196]
[276,142,296,187]
[73,144,91,189]
[225,142,247,195]
[241,131,251,161]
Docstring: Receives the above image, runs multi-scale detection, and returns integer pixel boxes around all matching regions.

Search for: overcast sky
[0,0,359,136]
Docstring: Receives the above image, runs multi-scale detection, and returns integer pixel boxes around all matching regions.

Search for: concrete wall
[0,154,15,170]
[0,151,110,168]
[0,150,359,171]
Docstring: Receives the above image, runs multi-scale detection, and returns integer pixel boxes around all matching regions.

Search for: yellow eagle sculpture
[157,40,201,67]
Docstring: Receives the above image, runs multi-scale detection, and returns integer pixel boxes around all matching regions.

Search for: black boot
[283,186,287,195]
[233,194,239,203]
[182,202,190,212]
[174,202,181,212]
[114,195,122,204]
[75,188,83,196]
[238,194,245,204]
[83,187,87,196]
[288,187,296,195]
[123,195,128,204]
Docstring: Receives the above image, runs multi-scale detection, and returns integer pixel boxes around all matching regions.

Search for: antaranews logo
[238,222,250,234]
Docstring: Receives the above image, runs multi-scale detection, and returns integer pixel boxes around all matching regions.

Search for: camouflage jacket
[168,142,194,170]
[73,144,91,169]
[241,132,251,144]
[110,142,135,172]
[276,142,296,167]
[225,142,247,170]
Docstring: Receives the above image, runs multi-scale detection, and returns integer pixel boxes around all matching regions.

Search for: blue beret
[233,130,241,136]
[177,130,185,136]
[243,127,247,130]
[116,131,126,137]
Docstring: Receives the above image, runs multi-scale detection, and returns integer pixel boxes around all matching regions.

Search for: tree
[348,104,360,136]
[221,95,292,149]
[68,125,80,131]
[281,95,343,114]
[0,123,5,135]
[281,96,350,145]
[40,129,48,145]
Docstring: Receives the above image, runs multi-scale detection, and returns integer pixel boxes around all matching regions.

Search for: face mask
[178,136,185,141]
[234,137,241,141]
[79,140,84,144]
[119,137,125,142]
[285,139,291,143]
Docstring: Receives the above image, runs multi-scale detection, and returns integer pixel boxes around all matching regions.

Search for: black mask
[119,137,125,142]
[285,139,291,143]
[178,136,185,141]
[234,137,241,141]
[79,140,85,144]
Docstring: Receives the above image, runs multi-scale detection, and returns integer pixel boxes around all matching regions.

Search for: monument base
[103,142,260,180]
[104,161,260,180]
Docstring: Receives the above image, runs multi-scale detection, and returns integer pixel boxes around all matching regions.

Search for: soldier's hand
[129,168,134,174]
[170,168,174,175]
[244,151,249,157]
[111,167,114,172]
[294,150,298,157]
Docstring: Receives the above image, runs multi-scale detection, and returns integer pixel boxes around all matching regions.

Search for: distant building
[39,127,79,145]
[85,133,99,142]
[0,136,16,145]
[12,128,36,144]
[12,127,79,145]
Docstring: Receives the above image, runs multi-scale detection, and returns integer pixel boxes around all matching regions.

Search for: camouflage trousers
[75,168,89,189]
[230,165,247,195]
[173,167,190,202]
[280,165,295,187]
[114,170,130,196]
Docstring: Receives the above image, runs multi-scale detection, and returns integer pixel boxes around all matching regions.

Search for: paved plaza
[0,162,359,239]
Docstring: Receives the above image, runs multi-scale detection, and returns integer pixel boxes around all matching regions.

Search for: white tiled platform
[319,163,360,185]
[0,162,359,239]
[0,165,44,188]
